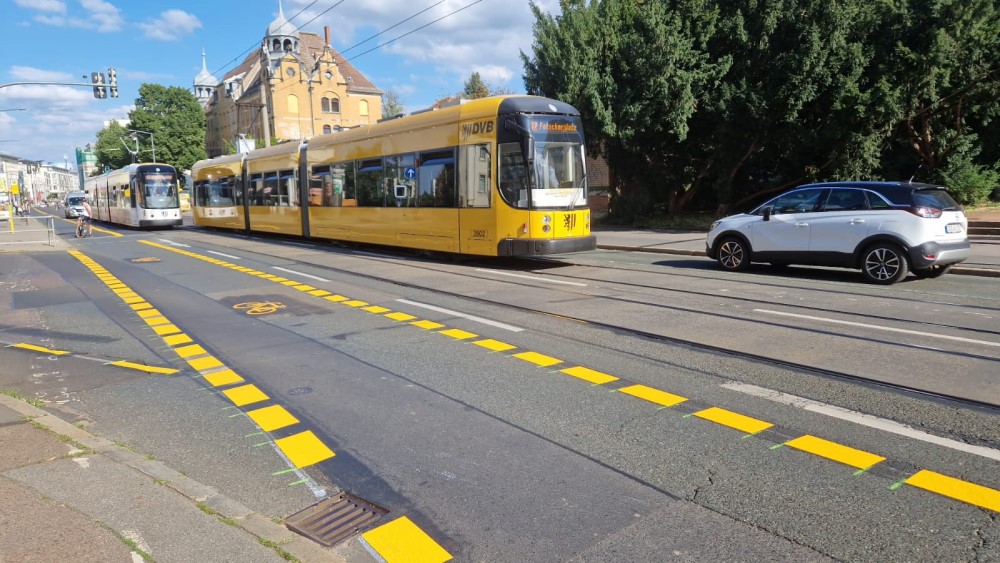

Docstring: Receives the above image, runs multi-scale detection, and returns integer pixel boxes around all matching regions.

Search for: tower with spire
[263,0,300,71]
[193,49,218,108]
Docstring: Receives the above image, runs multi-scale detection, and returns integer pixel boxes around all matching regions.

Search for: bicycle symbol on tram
[233,301,286,315]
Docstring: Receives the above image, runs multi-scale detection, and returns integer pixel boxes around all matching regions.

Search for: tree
[382,88,406,117]
[128,84,207,174]
[93,121,132,172]
[463,71,490,99]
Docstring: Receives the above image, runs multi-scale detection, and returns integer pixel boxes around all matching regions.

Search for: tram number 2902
[471,229,488,239]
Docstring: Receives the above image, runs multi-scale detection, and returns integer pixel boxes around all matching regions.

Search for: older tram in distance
[191,95,596,257]
[84,163,183,228]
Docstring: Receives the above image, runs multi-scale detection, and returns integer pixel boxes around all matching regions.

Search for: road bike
[75,217,93,238]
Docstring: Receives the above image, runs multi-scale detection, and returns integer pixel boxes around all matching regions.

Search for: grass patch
[113,440,137,453]
[258,539,298,562]
[197,502,218,516]
[219,516,239,527]
[0,388,45,408]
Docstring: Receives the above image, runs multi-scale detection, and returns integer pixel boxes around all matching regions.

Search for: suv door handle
[849,219,866,224]
[795,222,809,228]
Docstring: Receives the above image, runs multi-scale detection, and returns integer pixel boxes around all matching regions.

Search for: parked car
[705,181,970,284]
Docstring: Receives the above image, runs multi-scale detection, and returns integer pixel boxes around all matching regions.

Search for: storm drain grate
[285,492,389,547]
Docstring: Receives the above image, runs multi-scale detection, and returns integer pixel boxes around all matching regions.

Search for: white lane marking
[755,309,1000,348]
[475,268,587,287]
[396,299,524,332]
[723,382,1000,462]
[207,250,241,260]
[272,266,331,283]
[156,239,190,247]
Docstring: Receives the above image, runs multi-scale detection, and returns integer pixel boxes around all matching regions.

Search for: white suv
[706,181,970,284]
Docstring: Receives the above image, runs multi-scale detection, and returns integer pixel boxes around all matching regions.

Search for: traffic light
[108,68,118,98]
[91,72,107,99]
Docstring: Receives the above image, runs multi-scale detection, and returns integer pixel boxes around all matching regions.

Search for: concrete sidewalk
[0,394,340,563]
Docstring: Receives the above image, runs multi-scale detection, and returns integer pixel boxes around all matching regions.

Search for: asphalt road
[1,221,997,561]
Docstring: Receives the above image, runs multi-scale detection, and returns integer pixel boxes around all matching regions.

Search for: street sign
[404,167,416,180]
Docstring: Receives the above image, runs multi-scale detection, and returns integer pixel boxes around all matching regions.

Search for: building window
[330,98,340,113]
[359,100,369,116]
[288,94,299,114]
[321,98,330,112]
[321,95,340,114]
[323,125,332,134]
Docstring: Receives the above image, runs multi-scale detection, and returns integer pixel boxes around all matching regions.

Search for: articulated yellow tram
[84,163,183,228]
[191,95,596,256]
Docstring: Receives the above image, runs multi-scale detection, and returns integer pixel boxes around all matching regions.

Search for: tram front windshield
[498,115,587,210]
[141,171,179,209]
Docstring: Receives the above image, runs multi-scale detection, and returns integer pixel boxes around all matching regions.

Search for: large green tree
[93,121,132,172]
[127,84,206,174]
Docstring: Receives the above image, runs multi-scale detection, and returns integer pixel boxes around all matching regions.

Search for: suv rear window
[913,190,961,211]
[67,197,85,206]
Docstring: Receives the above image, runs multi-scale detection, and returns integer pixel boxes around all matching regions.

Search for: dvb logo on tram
[461,120,494,140]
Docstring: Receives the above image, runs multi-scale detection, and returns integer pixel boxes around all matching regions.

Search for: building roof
[266,1,298,38]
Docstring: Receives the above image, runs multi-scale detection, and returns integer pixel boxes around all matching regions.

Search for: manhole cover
[286,492,388,547]
[288,387,313,396]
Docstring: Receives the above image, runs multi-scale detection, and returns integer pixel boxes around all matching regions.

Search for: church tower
[263,0,300,74]
[193,49,218,108]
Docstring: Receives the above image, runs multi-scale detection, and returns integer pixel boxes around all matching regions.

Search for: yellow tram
[191,95,596,256]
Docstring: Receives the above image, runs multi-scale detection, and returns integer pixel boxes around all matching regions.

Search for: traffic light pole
[1,68,118,98]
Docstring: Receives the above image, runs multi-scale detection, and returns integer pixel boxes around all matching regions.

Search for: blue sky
[0,0,558,168]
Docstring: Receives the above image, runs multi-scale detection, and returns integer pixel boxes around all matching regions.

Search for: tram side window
[249,174,265,205]
[459,143,491,208]
[356,158,384,207]
[386,153,416,207]
[281,170,297,207]
[498,143,528,207]
[417,149,455,207]
[335,162,354,205]
[309,165,330,207]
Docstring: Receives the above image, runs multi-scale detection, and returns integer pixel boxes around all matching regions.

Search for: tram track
[172,230,1000,415]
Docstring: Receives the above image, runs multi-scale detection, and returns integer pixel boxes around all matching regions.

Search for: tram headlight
[542,215,552,225]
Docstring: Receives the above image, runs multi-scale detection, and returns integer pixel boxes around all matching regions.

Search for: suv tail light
[907,206,943,218]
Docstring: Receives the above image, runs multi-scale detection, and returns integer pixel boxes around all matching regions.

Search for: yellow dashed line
[246,404,300,432]
[561,366,618,385]
[694,407,772,435]
[274,430,335,469]
[137,309,162,319]
[186,354,223,370]
[473,339,516,352]
[162,333,193,346]
[512,351,562,368]
[10,343,70,355]
[439,328,478,340]
[153,324,182,336]
[362,516,452,563]
[905,470,1000,512]
[343,300,369,307]
[363,306,392,314]
[309,290,332,297]
[619,384,687,407]
[324,295,350,303]
[385,312,417,322]
[203,369,245,387]
[131,303,154,311]
[107,360,180,375]
[222,383,269,407]
[144,316,171,327]
[293,284,317,292]
[785,435,885,470]
[173,344,207,358]
[411,320,445,330]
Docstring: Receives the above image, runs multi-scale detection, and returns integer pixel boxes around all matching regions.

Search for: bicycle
[75,217,93,238]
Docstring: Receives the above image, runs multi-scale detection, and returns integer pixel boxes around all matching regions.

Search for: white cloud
[10,66,75,82]
[14,0,66,14]
[139,9,202,42]
[79,0,124,33]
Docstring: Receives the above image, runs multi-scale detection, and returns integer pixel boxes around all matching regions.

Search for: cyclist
[76,198,93,237]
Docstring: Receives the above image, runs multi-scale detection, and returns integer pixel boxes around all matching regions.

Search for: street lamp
[127,129,156,163]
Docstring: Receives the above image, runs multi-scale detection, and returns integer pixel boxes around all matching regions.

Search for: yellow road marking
[473,339,516,352]
[173,344,207,358]
[280,280,301,286]
[343,300,369,307]
[143,316,170,326]
[785,435,885,470]
[107,360,179,375]
[203,369,245,387]
[361,516,452,563]
[162,333,193,346]
[309,289,332,297]
[561,366,618,385]
[153,324,182,336]
[131,303,154,311]
[10,343,70,355]
[619,384,687,407]
[222,383,269,407]
[187,355,223,371]
[293,284,317,292]
[247,404,300,432]
[385,312,417,322]
[694,407,772,434]
[411,320,445,330]
[905,470,1000,512]
[137,309,162,319]
[324,295,349,303]
[363,306,392,314]
[274,430,335,468]
[512,351,562,368]
[439,328,478,340]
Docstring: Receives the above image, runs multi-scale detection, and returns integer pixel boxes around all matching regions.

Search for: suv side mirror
[762,207,771,221]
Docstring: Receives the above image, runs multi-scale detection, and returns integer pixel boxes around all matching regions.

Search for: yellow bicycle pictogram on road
[233,301,286,315]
